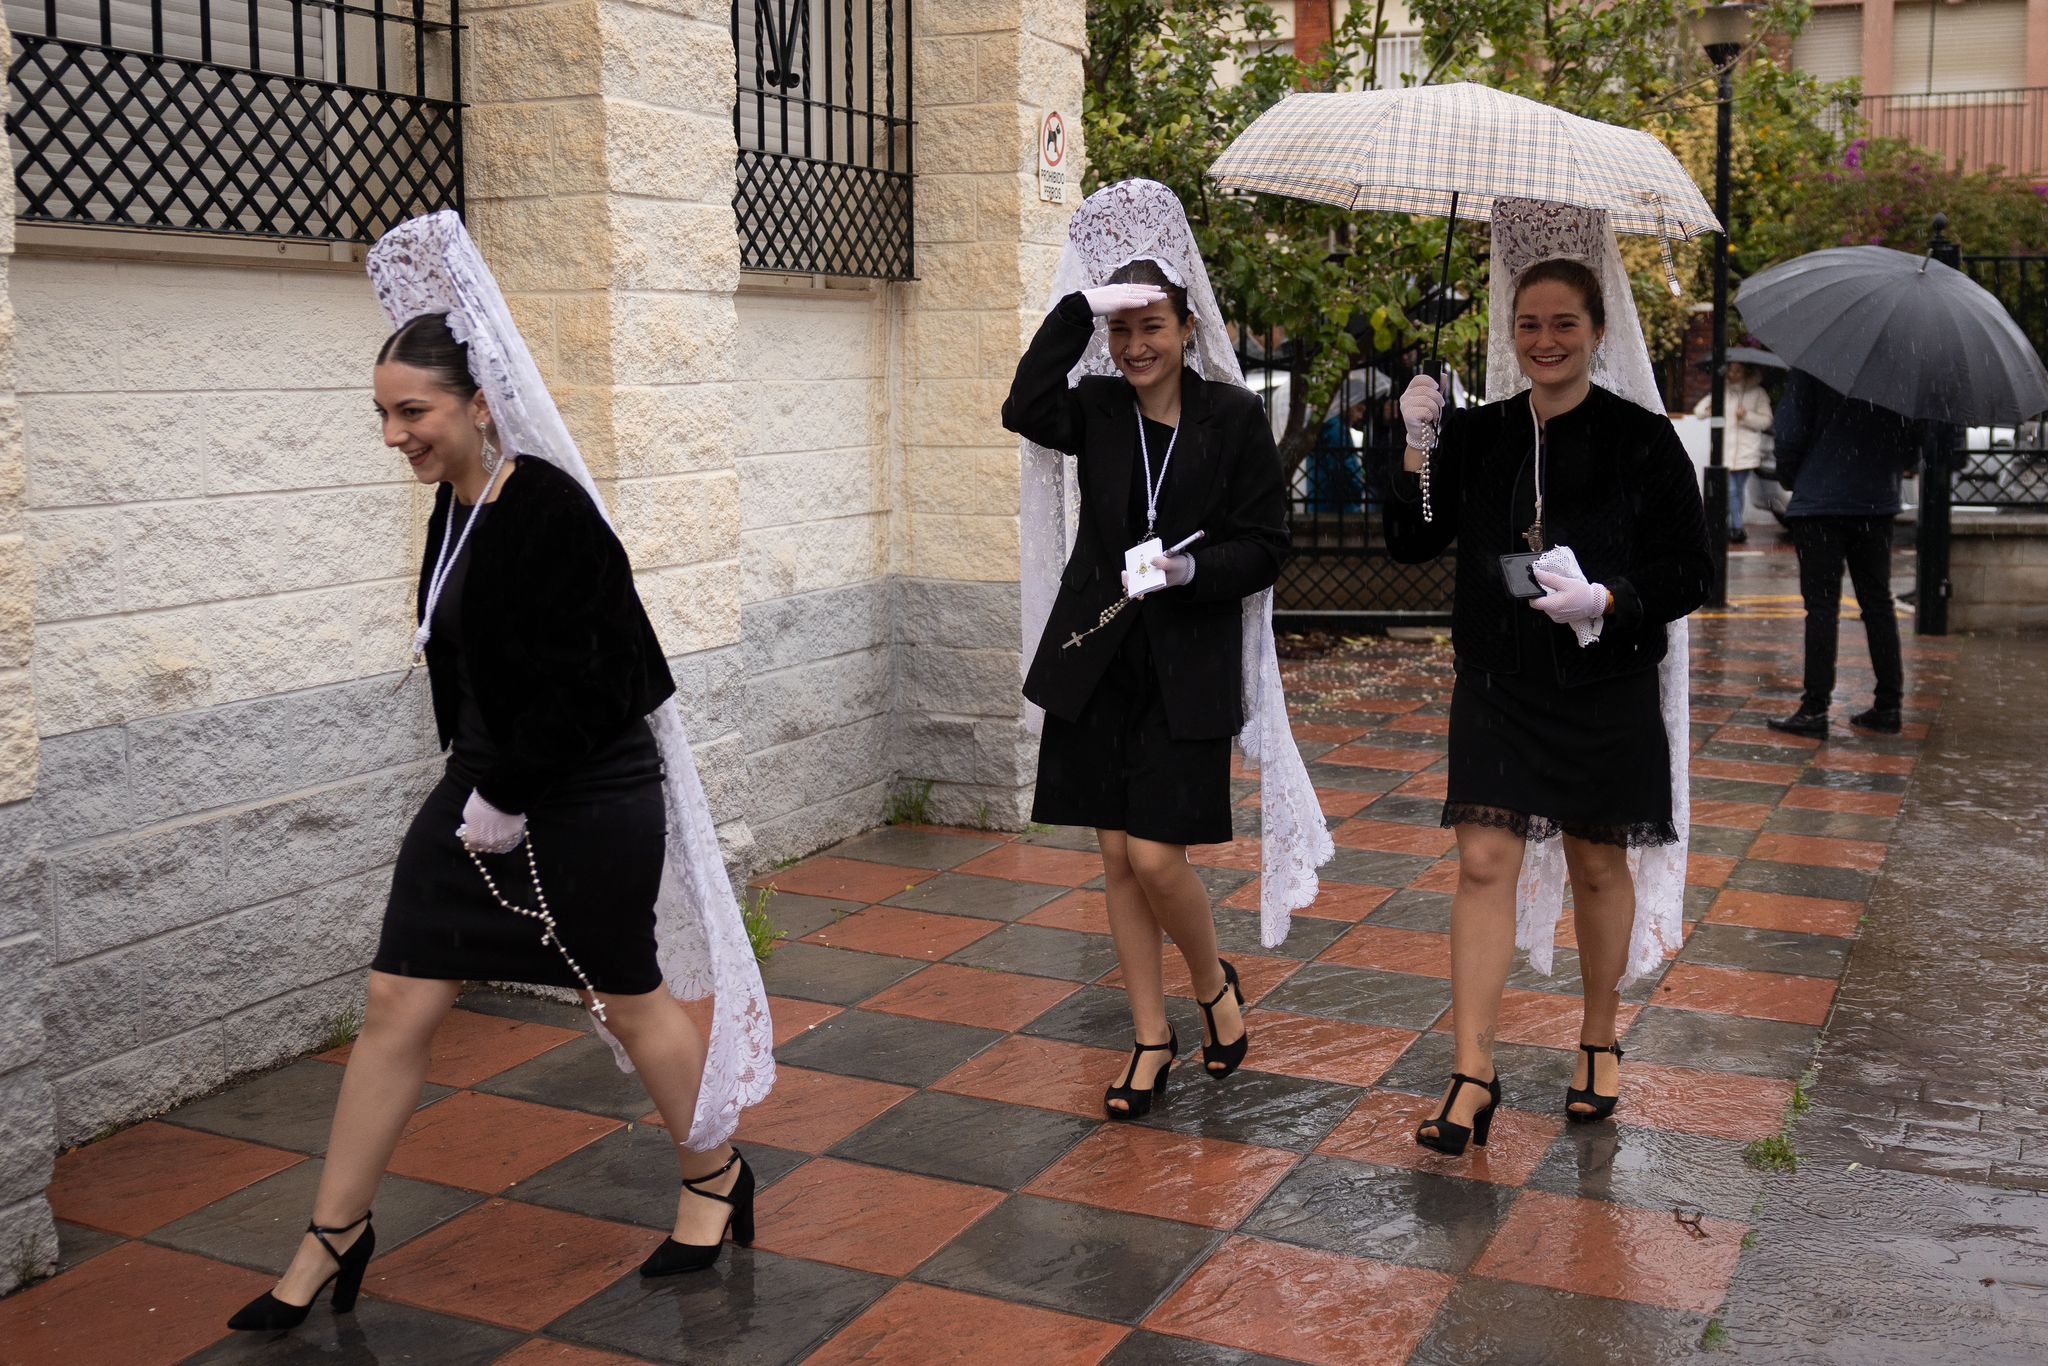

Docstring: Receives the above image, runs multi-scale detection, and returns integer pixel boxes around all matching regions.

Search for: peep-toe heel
[1104,1033,1177,1120]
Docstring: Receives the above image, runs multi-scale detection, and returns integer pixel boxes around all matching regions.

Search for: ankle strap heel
[227,1210,375,1332]
[641,1150,756,1279]
[1565,1042,1624,1124]
[1104,1033,1178,1121]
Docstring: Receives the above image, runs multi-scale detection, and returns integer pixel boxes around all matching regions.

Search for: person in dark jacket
[1766,368,1921,736]
[1003,261,1289,1122]
[1388,259,1712,1156]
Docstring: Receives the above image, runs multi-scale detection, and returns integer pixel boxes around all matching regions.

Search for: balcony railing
[1828,86,2048,180]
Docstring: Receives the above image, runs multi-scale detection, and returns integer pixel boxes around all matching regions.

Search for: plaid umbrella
[1209,84,1719,241]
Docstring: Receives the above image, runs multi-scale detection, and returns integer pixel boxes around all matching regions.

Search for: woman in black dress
[228,313,753,1333]
[1003,261,1289,1120]
[1387,259,1711,1154]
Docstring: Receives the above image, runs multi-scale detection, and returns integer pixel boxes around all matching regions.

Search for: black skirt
[1032,616,1234,846]
[1443,662,1676,848]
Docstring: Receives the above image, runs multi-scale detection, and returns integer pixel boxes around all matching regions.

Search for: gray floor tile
[150,1158,479,1272]
[827,828,1004,870]
[1364,889,1453,933]
[883,873,1065,921]
[1527,1123,1763,1223]
[1023,986,1206,1055]
[829,1092,1094,1190]
[1305,764,1406,793]
[1725,858,1875,903]
[1137,1069,1363,1152]
[1623,1006,1820,1081]
[757,892,861,943]
[1321,847,1438,888]
[1679,923,1851,979]
[774,1009,1004,1088]
[1104,1333,1301,1366]
[161,1062,454,1155]
[514,1124,807,1229]
[475,1036,658,1121]
[1255,962,1452,1031]
[758,941,925,1006]
[1761,806,1895,841]
[1408,1276,1708,1365]
[53,1220,123,1274]
[1241,1154,1513,1272]
[914,1193,1219,1324]
[1211,908,1344,961]
[457,988,593,1031]
[946,924,1121,983]
[1376,1032,1576,1112]
[1688,825,1757,858]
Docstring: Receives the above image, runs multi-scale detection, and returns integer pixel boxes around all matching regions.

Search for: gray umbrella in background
[1734,245,2048,424]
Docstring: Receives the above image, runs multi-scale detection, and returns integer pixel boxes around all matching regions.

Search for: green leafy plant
[1742,1133,1798,1172]
[741,887,781,964]
[1701,1319,1731,1350]
[885,779,935,827]
[322,1007,362,1053]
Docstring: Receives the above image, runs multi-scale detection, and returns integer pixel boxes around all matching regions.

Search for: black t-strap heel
[1566,1042,1624,1123]
[1104,1033,1178,1120]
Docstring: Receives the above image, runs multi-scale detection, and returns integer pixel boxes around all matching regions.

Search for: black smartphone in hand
[1498,552,1544,600]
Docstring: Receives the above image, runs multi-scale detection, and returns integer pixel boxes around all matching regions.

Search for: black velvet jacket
[1385,383,1712,686]
[1002,291,1290,740]
[419,457,675,812]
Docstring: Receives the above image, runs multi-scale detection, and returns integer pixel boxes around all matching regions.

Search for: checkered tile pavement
[2,547,1948,1365]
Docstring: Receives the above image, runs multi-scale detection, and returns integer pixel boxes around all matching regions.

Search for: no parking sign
[1038,110,1067,203]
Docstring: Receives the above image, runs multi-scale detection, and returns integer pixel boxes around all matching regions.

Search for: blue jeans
[1728,469,1752,534]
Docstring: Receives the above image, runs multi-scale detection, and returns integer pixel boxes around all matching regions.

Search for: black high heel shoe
[1200,959,1249,1078]
[640,1150,756,1277]
[1414,1072,1501,1156]
[227,1211,374,1331]
[1103,1033,1177,1121]
[1565,1042,1624,1123]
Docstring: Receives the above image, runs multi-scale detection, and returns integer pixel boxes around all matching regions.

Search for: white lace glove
[459,789,527,854]
[1399,373,1444,450]
[1082,283,1167,316]
[1530,568,1608,626]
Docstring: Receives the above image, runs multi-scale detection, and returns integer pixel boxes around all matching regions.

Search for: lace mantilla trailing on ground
[1019,180,1332,946]
[368,211,775,1148]
[1483,199,1693,987]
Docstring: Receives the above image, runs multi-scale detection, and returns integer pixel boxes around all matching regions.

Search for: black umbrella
[1694,345,1788,371]
[1734,245,2048,424]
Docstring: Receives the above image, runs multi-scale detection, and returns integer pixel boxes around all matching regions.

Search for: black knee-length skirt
[1031,619,1234,846]
[374,721,668,994]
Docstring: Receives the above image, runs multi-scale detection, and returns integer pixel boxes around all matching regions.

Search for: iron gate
[1956,253,2048,508]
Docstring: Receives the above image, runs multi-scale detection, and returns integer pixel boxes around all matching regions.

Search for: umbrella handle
[1429,191,1460,382]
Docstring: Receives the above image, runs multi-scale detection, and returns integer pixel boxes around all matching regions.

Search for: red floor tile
[1222,880,1394,922]
[898,823,1018,843]
[1292,722,1370,745]
[372,1199,660,1332]
[1395,771,1450,798]
[752,856,934,904]
[1320,924,1452,978]
[801,904,1000,960]
[1689,704,1735,724]
[1026,1125,1297,1228]
[490,1341,650,1366]
[932,1035,1133,1119]
[321,1009,583,1089]
[47,1123,303,1237]
[732,1066,913,1153]
[386,1092,620,1192]
[955,843,1102,887]
[1098,952,1299,1007]
[862,961,1079,1031]
[1187,836,1267,872]
[1333,819,1458,857]
[1241,1011,1417,1088]
[767,996,843,1047]
[1689,800,1773,831]
[1410,860,1464,893]
[749,1158,1003,1276]
[1430,990,1641,1050]
[1620,1062,1796,1141]
[1749,831,1889,873]
[1317,1090,1564,1187]
[1020,888,1110,934]
[1387,713,1451,736]
[1685,853,1738,888]
[808,1283,1127,1366]
[0,1242,270,1366]
[1652,962,1837,1026]
[1778,786,1902,817]
[1689,757,1801,785]
[1473,1188,1746,1314]
[1329,696,1429,714]
[1707,889,1863,937]
[1146,1235,1455,1366]
[1718,723,1821,751]
[1315,787,1381,819]
[1811,750,1914,775]
[1321,743,1440,773]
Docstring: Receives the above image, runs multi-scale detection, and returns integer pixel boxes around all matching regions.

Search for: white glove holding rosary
[1399,373,1444,450]
[459,789,527,854]
[1083,283,1167,316]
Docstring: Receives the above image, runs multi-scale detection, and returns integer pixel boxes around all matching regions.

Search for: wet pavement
[3,539,2042,1365]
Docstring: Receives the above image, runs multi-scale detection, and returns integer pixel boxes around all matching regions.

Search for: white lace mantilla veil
[1019,179,1334,947]
[367,211,773,1149]
[1483,197,1693,987]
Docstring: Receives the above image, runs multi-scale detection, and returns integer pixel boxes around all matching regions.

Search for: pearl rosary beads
[462,832,608,1023]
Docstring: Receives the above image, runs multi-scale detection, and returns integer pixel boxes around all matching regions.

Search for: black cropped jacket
[419,456,675,812]
[1385,383,1712,686]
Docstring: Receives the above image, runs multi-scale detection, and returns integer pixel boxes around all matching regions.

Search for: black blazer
[419,456,676,812]
[1002,292,1290,740]
[1384,383,1711,686]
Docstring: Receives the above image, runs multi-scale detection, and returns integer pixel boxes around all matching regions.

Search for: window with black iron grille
[733,0,912,280]
[6,1,463,244]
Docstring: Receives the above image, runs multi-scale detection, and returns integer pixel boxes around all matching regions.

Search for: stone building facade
[0,0,1086,1292]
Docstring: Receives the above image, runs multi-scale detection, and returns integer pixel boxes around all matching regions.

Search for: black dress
[1385,385,1713,848]
[373,475,669,995]
[1030,416,1235,846]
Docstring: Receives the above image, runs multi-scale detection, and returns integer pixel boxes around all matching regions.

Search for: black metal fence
[733,0,912,280]
[7,0,463,243]
[1956,254,2048,508]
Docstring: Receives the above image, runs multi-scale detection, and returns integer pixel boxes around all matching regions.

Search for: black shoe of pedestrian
[1849,707,1901,735]
[1766,708,1828,738]
[1729,528,1748,545]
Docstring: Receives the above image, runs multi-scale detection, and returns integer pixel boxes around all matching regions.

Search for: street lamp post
[1697,4,1756,609]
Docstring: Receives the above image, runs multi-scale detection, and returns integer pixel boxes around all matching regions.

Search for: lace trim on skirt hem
[1440,802,1679,850]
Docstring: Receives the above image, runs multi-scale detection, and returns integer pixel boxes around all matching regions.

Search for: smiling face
[1513,277,1604,392]
[1106,298,1194,397]
[374,361,491,489]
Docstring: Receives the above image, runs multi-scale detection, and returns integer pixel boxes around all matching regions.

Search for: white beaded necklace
[412,448,508,665]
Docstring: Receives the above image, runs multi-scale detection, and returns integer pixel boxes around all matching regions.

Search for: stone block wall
[1951,512,2048,632]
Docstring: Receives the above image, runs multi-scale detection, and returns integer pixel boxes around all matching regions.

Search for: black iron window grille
[1956,253,2048,509]
[7,0,462,244]
[733,0,912,280]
